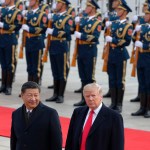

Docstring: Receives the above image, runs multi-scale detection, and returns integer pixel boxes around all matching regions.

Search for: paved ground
[0,0,150,149]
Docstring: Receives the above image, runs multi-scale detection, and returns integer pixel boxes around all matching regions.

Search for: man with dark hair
[10,81,62,150]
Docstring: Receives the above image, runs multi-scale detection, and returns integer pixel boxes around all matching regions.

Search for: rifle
[42,1,52,62]
[71,0,81,67]
[102,26,111,72]
[130,0,140,64]
[131,31,140,77]
[19,15,27,59]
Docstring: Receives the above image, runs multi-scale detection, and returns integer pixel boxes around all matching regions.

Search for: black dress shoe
[0,85,6,93]
[47,85,54,89]
[103,91,111,98]
[56,96,64,103]
[45,94,58,102]
[74,87,82,93]
[114,106,122,113]
[5,88,12,95]
[74,100,86,106]
[130,96,140,102]
[131,108,146,116]
[144,110,150,118]
[109,104,116,110]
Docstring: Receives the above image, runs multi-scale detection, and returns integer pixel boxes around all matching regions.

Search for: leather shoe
[47,85,54,89]
[130,96,140,102]
[5,88,12,95]
[45,94,58,102]
[144,110,150,118]
[56,96,64,103]
[131,108,146,116]
[74,87,82,93]
[74,100,86,106]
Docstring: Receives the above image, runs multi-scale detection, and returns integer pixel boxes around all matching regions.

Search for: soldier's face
[85,5,93,15]
[112,0,120,9]
[56,2,63,12]
[84,88,102,110]
[21,88,40,110]
[142,5,148,13]
[144,13,150,22]
[116,8,124,17]
[29,0,37,8]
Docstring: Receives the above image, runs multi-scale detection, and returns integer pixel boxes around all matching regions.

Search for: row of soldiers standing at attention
[0,0,149,118]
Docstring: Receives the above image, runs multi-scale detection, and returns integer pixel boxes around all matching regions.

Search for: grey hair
[83,83,103,95]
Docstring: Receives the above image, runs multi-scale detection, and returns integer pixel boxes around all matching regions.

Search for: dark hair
[21,81,41,93]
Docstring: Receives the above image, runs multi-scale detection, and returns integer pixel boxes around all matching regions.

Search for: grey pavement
[0,0,150,149]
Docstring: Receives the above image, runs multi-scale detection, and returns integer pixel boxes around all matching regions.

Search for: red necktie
[80,110,94,150]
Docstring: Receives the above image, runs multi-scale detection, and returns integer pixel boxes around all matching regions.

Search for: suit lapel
[88,104,107,136]
[78,106,89,145]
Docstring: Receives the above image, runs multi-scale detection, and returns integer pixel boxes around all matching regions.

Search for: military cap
[117,0,132,12]
[56,0,70,5]
[86,0,100,9]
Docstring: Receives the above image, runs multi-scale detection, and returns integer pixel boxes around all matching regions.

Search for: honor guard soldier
[105,1,132,113]
[73,0,101,106]
[130,0,149,103]
[21,0,48,84]
[45,0,73,103]
[38,0,49,85]
[102,0,123,98]
[0,0,22,95]
[131,4,150,118]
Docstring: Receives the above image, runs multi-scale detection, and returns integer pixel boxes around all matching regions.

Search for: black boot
[131,93,146,116]
[103,89,111,98]
[45,80,59,102]
[33,76,39,84]
[5,72,13,95]
[0,70,7,93]
[12,61,17,82]
[74,83,86,106]
[130,87,140,102]
[74,86,82,93]
[109,88,117,110]
[28,75,33,81]
[47,85,54,89]
[56,80,67,103]
[39,63,44,85]
[115,89,124,113]
[144,95,150,118]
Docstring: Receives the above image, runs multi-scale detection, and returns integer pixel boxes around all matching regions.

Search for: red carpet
[0,106,150,149]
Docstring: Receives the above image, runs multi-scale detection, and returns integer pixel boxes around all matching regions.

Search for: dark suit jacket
[65,104,124,150]
[10,102,62,150]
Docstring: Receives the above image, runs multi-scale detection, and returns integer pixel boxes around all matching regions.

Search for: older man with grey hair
[65,83,124,150]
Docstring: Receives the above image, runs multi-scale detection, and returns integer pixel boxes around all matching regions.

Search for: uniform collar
[58,11,67,16]
[32,7,39,14]
[119,19,127,24]
[88,15,96,21]
[7,5,15,10]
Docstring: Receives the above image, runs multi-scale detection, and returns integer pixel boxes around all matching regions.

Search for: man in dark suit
[65,83,124,150]
[10,81,62,150]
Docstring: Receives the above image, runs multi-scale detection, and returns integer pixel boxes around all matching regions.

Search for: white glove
[135,41,143,48]
[79,8,83,14]
[22,24,29,32]
[25,1,29,7]
[46,28,54,35]
[105,21,112,28]
[104,12,109,18]
[75,16,80,23]
[0,22,4,28]
[106,36,112,42]
[135,25,141,32]
[22,10,27,16]
[132,15,138,22]
[48,13,53,20]
[74,31,81,39]
[52,2,57,10]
